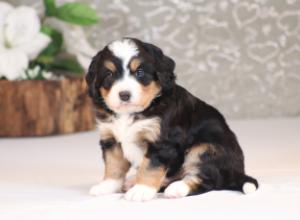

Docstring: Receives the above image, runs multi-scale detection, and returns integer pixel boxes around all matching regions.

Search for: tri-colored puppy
[86,38,258,201]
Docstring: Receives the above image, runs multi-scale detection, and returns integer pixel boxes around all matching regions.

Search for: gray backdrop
[9,0,300,119]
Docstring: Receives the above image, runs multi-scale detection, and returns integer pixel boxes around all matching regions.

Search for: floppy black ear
[85,54,98,98]
[85,49,112,112]
[142,42,176,91]
[85,50,105,107]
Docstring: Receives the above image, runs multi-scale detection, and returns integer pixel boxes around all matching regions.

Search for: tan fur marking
[129,58,141,72]
[100,87,109,101]
[104,60,116,72]
[99,129,114,140]
[183,144,209,175]
[182,144,214,190]
[138,81,161,109]
[183,176,203,191]
[136,157,166,189]
[103,144,130,180]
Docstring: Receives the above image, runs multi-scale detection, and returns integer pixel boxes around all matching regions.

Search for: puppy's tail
[226,172,259,194]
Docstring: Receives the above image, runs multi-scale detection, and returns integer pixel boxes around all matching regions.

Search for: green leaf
[35,55,54,65]
[50,58,84,74]
[55,3,99,25]
[43,0,57,16]
[40,25,63,56]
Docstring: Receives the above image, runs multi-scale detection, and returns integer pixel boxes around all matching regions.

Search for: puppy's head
[86,38,176,114]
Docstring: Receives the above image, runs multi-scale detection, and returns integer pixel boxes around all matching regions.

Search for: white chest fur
[98,115,161,168]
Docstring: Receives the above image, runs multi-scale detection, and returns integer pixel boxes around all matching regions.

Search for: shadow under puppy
[86,38,258,201]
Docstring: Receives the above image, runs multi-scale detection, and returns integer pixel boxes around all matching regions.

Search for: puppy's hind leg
[164,144,211,198]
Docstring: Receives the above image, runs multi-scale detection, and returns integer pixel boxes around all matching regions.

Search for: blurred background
[7,0,300,119]
[2,1,300,218]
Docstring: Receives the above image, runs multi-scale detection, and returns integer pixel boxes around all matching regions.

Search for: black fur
[99,138,117,150]
[139,41,176,91]
[141,84,258,193]
[86,38,258,195]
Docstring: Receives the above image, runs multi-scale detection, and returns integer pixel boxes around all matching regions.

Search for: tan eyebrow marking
[104,60,116,72]
[129,58,142,72]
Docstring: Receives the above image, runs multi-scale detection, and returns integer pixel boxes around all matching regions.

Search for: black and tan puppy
[86,38,258,201]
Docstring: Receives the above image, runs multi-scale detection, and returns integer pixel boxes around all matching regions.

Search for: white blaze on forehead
[108,39,139,69]
[106,39,142,114]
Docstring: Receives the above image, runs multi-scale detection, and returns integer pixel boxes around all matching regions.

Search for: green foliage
[32,0,100,79]
[43,0,57,16]
[50,57,84,74]
[43,0,99,25]
[36,26,84,75]
[40,25,63,56]
[36,25,67,73]
[55,3,99,25]
[35,54,54,65]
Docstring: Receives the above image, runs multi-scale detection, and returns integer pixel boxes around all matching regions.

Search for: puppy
[86,38,258,201]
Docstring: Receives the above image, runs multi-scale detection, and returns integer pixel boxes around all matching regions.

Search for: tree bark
[0,77,95,137]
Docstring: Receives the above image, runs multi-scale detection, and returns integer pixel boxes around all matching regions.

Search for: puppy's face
[86,38,176,114]
[99,40,160,114]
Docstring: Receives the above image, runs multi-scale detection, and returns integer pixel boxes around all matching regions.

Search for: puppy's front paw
[164,181,190,198]
[89,179,123,196]
[124,184,156,202]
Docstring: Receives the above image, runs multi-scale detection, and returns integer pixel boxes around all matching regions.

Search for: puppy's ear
[85,49,112,112]
[85,51,102,98]
[143,42,176,91]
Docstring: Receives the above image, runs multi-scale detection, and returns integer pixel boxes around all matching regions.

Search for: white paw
[89,179,122,196]
[242,182,257,194]
[124,184,157,202]
[164,181,190,198]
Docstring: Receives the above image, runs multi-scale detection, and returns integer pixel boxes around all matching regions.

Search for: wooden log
[0,77,95,137]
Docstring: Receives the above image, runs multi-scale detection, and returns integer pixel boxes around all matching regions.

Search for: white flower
[20,65,56,80]
[46,18,97,71]
[0,2,51,80]
[63,25,97,71]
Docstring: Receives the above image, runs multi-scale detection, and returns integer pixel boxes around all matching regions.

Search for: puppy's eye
[135,68,144,78]
[106,71,113,78]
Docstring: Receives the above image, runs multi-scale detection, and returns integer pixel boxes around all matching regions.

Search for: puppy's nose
[119,91,131,102]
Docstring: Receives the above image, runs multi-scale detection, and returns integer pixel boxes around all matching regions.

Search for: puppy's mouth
[118,102,138,107]
[114,102,142,110]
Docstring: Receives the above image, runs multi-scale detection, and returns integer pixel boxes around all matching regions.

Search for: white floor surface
[1,118,300,220]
